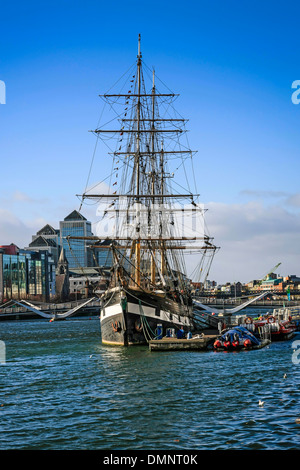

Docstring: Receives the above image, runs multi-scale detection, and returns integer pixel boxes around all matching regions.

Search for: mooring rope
[138,300,161,342]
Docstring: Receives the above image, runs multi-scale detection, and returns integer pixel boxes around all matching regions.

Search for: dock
[149,334,217,351]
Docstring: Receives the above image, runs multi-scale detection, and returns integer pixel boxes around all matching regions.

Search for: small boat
[241,315,297,341]
[213,326,270,351]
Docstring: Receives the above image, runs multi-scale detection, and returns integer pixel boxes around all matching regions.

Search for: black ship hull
[100,287,194,346]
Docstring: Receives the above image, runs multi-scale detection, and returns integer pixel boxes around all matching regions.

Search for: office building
[27,224,60,265]
[59,210,93,269]
[0,244,55,302]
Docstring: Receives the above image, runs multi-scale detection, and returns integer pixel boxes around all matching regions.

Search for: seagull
[283,373,287,379]
[89,355,93,358]
[259,400,264,407]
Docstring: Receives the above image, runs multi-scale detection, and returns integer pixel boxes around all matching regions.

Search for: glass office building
[60,210,93,269]
[93,240,114,268]
[2,253,27,299]
[0,248,55,302]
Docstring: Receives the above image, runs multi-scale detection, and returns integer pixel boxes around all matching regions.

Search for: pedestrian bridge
[0,298,100,320]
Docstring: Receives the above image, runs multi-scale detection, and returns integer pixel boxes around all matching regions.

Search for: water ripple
[1,319,300,449]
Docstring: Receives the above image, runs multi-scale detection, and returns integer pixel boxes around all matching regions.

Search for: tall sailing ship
[72,35,217,345]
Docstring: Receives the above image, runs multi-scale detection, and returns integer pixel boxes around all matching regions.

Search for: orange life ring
[245,317,253,324]
[112,321,121,332]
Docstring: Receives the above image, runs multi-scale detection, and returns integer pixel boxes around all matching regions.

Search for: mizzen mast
[150,67,156,285]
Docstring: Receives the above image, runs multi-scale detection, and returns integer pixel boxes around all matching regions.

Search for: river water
[0,316,300,450]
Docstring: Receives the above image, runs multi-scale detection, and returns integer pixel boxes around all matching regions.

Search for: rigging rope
[138,300,160,342]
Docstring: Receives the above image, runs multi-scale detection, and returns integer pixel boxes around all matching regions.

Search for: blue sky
[1,0,300,283]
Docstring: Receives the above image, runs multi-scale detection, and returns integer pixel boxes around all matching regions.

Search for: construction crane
[257,262,281,285]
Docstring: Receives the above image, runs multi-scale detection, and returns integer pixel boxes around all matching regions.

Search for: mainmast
[150,68,156,285]
[136,33,142,196]
[135,33,142,286]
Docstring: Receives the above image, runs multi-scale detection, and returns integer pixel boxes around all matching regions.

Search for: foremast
[135,33,142,287]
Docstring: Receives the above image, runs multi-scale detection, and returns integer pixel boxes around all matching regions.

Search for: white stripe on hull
[101,301,191,327]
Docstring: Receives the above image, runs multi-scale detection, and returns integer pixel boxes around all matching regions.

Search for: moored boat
[213,326,270,351]
[100,286,193,346]
[73,35,218,346]
[240,314,297,341]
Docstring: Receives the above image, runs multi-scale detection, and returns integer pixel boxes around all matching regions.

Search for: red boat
[242,315,297,341]
[213,326,270,351]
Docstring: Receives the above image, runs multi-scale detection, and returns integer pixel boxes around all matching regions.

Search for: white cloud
[240,189,300,210]
[0,209,34,247]
[202,200,300,283]
[1,189,299,286]
[10,191,48,204]
[286,193,300,208]
[12,191,33,202]
[240,189,288,199]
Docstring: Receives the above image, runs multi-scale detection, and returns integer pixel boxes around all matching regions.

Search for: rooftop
[64,210,87,222]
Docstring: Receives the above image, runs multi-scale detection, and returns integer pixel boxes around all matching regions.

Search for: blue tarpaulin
[221,326,260,345]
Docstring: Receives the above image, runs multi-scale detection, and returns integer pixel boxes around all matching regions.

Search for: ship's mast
[150,68,156,284]
[160,142,165,276]
[135,33,142,286]
[136,33,142,197]
[75,35,218,295]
